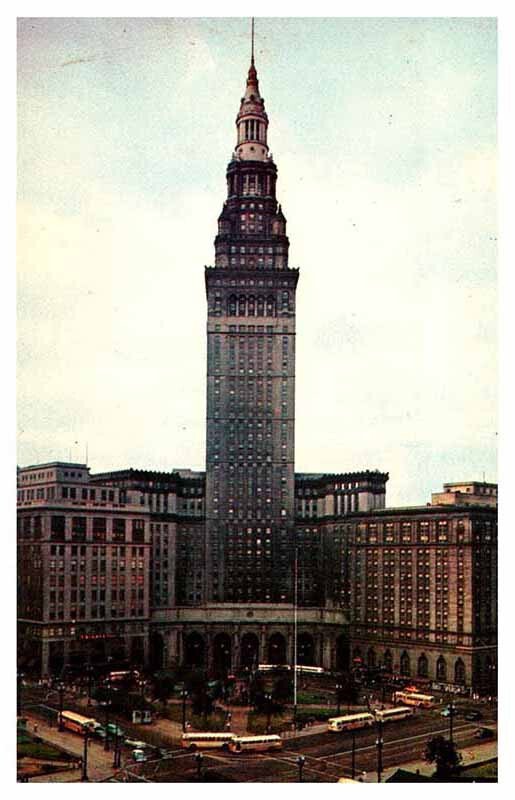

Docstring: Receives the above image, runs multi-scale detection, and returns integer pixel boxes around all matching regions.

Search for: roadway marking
[313,722,480,761]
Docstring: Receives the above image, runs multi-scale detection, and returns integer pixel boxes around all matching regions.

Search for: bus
[327,713,375,732]
[61,710,101,735]
[374,706,414,724]
[393,691,435,708]
[228,735,283,753]
[296,666,324,675]
[181,732,236,750]
[258,664,290,672]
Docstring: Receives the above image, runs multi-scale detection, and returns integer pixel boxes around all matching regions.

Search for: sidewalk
[22,713,119,782]
[369,739,498,783]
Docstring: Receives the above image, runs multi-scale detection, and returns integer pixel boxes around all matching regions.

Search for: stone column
[232,629,240,670]
[260,626,267,664]
[41,639,50,677]
[322,635,333,671]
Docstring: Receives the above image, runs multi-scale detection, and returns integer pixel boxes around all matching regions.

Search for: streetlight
[351,730,356,780]
[86,664,94,708]
[57,682,65,731]
[375,718,384,783]
[335,682,343,716]
[195,751,203,781]
[448,699,455,744]
[104,678,111,751]
[113,723,122,769]
[81,725,89,782]
[17,672,24,717]
[265,693,272,734]
[296,755,305,782]
[182,689,188,733]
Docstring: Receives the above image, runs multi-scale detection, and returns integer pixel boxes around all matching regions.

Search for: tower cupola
[234,28,269,161]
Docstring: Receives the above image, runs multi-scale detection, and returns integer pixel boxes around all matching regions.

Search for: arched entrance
[400,651,411,677]
[436,655,447,681]
[297,633,315,666]
[240,633,259,670]
[454,658,466,685]
[184,632,205,668]
[367,648,376,668]
[418,653,428,678]
[268,633,287,665]
[336,635,350,672]
[213,633,232,675]
[150,632,165,671]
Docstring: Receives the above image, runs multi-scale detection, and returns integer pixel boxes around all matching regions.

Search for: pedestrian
[34,723,38,735]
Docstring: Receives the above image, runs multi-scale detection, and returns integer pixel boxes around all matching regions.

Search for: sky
[16,16,497,506]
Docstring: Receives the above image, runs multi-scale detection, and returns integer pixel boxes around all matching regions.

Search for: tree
[153,674,176,706]
[424,735,462,779]
[186,670,214,717]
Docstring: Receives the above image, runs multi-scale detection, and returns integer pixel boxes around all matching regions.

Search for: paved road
[21,689,497,783]
[22,713,119,782]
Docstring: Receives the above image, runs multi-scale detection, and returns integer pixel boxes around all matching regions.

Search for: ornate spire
[234,18,269,161]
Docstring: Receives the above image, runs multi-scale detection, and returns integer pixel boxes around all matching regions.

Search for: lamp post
[113,722,122,769]
[104,678,111,751]
[448,699,455,745]
[297,755,305,782]
[81,726,89,781]
[86,664,93,708]
[195,751,203,781]
[17,672,24,717]
[351,730,356,780]
[375,718,384,783]
[265,693,272,734]
[182,689,188,733]
[335,682,343,716]
[57,682,65,731]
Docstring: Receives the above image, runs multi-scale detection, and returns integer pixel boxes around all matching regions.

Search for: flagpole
[293,546,298,728]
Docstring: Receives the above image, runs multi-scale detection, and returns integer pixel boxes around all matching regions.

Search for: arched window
[436,656,447,681]
[257,296,264,316]
[266,295,276,317]
[454,658,466,685]
[228,295,237,316]
[367,648,376,668]
[384,650,393,672]
[238,295,246,316]
[418,653,428,678]
[400,651,411,676]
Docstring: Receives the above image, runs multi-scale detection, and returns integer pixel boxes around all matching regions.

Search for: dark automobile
[474,727,494,739]
[464,710,482,721]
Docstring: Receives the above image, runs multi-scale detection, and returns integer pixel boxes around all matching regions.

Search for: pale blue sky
[17,16,497,505]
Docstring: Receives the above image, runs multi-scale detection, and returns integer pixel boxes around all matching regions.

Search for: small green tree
[424,735,462,779]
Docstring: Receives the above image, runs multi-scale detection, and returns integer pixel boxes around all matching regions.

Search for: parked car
[475,727,494,740]
[440,706,459,717]
[132,749,148,762]
[124,738,148,749]
[464,710,482,721]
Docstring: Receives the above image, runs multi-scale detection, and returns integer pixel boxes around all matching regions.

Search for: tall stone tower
[205,44,299,605]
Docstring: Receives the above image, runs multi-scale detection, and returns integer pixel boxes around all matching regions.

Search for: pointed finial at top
[251,17,255,65]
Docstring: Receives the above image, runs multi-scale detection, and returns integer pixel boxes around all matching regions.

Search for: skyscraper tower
[205,30,299,604]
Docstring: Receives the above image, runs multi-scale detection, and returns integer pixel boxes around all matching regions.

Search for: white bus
[258,664,290,672]
[61,710,100,735]
[228,735,283,753]
[393,691,435,708]
[181,732,236,750]
[327,713,375,732]
[374,706,414,724]
[296,666,324,675]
